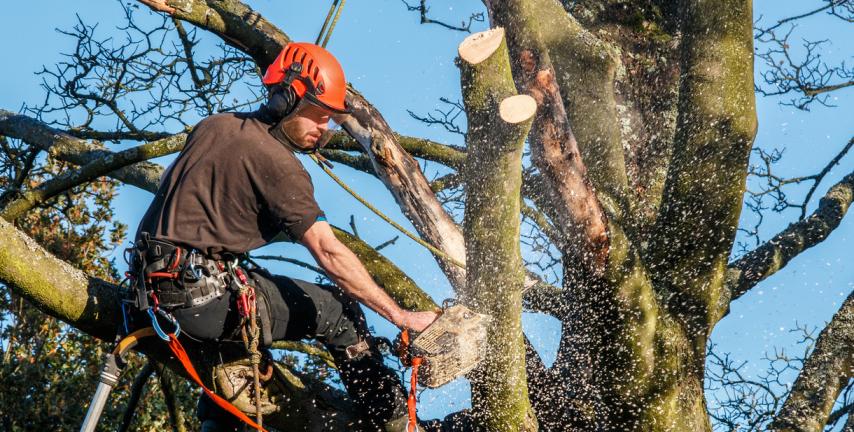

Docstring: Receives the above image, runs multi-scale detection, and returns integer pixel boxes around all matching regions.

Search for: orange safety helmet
[262,42,350,114]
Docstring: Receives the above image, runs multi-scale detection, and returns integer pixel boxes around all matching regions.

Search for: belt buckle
[345,339,371,360]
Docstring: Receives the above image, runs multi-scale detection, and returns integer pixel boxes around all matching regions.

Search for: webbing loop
[400,329,424,432]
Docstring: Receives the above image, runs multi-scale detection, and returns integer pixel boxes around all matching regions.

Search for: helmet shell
[263,43,349,113]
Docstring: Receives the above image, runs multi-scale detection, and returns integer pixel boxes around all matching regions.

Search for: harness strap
[166,333,268,432]
[400,329,424,432]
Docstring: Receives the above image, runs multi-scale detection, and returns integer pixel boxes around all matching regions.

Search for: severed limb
[487,0,610,273]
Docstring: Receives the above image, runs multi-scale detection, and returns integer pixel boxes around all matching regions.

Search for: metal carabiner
[187,250,203,280]
[147,308,181,341]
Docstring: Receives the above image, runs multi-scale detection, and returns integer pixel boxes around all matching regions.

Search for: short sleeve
[245,146,325,242]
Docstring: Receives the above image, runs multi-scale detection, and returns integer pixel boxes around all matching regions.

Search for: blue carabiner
[147,308,181,341]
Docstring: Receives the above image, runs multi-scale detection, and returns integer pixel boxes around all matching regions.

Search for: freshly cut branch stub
[459,27,506,65]
[499,95,537,124]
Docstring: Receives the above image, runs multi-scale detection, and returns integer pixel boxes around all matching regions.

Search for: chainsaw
[395,302,491,388]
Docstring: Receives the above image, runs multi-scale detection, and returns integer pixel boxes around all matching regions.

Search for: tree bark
[488,0,610,272]
[769,290,854,432]
[459,27,538,431]
[648,0,757,342]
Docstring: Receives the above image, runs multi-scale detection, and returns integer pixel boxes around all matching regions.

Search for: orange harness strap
[165,334,267,432]
[400,329,423,432]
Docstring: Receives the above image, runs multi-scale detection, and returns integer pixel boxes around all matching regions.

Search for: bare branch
[400,0,485,33]
[407,97,467,137]
[727,170,854,302]
[0,133,185,220]
[155,363,189,432]
[755,25,854,110]
[756,0,853,38]
[252,254,327,277]
[0,109,182,192]
[118,360,156,432]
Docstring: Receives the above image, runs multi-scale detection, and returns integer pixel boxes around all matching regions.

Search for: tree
[0,0,851,431]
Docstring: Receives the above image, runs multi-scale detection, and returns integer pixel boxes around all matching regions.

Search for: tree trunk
[459,28,538,431]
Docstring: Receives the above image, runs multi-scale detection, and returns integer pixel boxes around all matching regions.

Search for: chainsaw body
[406,304,490,388]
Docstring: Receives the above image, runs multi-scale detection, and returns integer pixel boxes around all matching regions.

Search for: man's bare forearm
[300,221,438,331]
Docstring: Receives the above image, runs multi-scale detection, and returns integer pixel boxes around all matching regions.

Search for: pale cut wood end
[458,27,506,65]
[499,95,537,124]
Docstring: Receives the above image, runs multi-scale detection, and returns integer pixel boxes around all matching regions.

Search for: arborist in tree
[130,42,443,432]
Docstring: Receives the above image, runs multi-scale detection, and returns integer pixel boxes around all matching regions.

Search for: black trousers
[175,268,407,431]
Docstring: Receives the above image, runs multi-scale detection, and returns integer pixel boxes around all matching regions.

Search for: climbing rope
[231,262,265,427]
[309,1,466,271]
[309,153,467,270]
[315,0,347,48]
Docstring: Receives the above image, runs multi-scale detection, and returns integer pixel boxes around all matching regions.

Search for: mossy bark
[460,29,537,432]
[648,0,757,339]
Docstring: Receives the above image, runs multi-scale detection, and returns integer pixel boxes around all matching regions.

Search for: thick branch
[648,0,757,333]
[136,0,289,69]
[769,290,854,431]
[333,227,438,312]
[521,279,567,317]
[341,92,468,289]
[0,110,180,192]
[325,131,467,170]
[488,0,610,272]
[0,134,185,219]
[727,171,854,302]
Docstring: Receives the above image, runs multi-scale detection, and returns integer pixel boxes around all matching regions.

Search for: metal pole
[80,353,122,432]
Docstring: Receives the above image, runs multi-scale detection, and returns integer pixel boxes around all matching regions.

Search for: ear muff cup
[266,86,298,120]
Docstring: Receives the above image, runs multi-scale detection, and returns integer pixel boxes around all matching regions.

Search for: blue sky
[1,0,852,423]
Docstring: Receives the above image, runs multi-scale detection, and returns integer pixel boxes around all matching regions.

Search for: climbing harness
[80,235,272,432]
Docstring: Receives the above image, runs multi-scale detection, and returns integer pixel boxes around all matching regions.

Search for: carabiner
[147,308,181,341]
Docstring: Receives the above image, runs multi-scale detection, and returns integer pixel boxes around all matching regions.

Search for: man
[134,42,439,431]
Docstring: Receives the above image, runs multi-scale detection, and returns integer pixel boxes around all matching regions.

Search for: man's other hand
[400,310,440,333]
